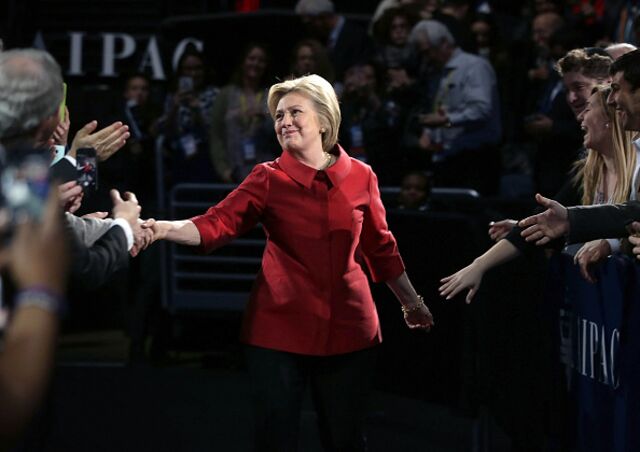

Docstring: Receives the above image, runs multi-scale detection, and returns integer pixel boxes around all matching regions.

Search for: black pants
[244,345,378,452]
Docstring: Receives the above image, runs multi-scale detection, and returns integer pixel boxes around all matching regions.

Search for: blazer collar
[278,144,352,189]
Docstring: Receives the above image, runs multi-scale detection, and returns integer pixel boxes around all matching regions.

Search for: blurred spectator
[406,20,501,195]
[157,47,219,185]
[339,62,381,162]
[289,38,335,83]
[523,30,586,196]
[295,0,373,82]
[397,170,433,210]
[612,0,640,46]
[566,0,606,45]
[98,73,161,215]
[209,43,276,183]
[431,0,475,52]
[372,6,419,70]
[0,191,69,448]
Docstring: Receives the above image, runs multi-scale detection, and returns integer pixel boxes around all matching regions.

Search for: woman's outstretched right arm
[439,239,520,303]
[143,219,201,246]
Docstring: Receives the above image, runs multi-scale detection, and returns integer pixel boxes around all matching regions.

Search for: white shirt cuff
[64,154,77,166]
[606,238,621,254]
[110,218,134,251]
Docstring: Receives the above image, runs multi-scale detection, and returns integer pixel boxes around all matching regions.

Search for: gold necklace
[320,151,332,170]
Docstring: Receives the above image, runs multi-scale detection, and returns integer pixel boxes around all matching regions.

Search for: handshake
[107,189,166,258]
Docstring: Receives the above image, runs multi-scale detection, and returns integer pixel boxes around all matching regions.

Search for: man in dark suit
[519,49,640,256]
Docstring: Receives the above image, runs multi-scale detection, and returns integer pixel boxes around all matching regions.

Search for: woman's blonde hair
[573,85,637,205]
[267,74,340,152]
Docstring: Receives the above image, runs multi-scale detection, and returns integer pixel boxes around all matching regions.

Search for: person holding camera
[158,47,219,185]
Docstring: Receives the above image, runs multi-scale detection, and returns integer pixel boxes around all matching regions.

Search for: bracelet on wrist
[15,287,66,317]
[401,295,425,315]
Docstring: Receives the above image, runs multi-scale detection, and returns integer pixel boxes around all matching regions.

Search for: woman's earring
[320,128,326,134]
[605,123,610,128]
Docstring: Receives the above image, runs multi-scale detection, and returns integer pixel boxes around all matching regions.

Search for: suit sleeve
[66,213,114,247]
[68,224,129,290]
[567,201,640,243]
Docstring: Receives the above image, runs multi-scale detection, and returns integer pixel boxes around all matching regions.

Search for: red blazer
[191,145,405,355]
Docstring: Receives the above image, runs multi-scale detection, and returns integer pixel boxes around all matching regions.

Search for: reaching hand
[488,219,517,242]
[439,261,484,303]
[403,302,434,331]
[8,190,69,294]
[69,121,130,161]
[628,221,640,260]
[573,239,611,284]
[518,194,569,245]
[111,190,141,228]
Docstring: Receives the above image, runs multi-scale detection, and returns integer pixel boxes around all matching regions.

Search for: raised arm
[439,238,520,303]
[142,219,201,246]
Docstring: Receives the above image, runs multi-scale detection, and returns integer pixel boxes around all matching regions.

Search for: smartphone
[0,150,50,223]
[76,147,98,193]
[58,82,67,123]
[178,76,193,92]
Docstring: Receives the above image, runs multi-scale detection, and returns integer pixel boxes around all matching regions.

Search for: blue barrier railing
[546,253,640,452]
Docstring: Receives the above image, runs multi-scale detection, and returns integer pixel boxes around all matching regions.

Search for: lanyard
[432,69,455,113]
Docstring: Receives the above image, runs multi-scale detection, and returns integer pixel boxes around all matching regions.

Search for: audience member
[407,19,501,195]
[289,38,335,83]
[0,190,69,448]
[397,170,432,210]
[519,50,640,254]
[441,85,637,300]
[157,47,219,185]
[295,0,373,82]
[209,43,276,183]
[372,6,419,70]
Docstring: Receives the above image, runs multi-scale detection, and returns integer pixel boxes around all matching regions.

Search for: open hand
[574,239,611,284]
[70,121,130,161]
[518,193,569,245]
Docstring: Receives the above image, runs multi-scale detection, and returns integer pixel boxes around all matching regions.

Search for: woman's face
[243,47,267,81]
[580,92,610,151]
[274,92,323,153]
[295,45,316,75]
[180,55,205,88]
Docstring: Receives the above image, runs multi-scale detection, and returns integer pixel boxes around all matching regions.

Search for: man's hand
[110,190,140,228]
[69,121,130,161]
[57,181,83,213]
[519,193,569,245]
[9,190,69,294]
[628,221,640,259]
[574,239,611,283]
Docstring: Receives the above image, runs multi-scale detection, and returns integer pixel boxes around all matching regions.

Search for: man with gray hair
[294,0,371,81]
[408,19,501,195]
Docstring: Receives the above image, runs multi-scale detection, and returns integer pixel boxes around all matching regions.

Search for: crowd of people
[3,0,640,450]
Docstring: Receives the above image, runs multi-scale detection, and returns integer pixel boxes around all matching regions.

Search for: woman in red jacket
[143,74,433,451]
